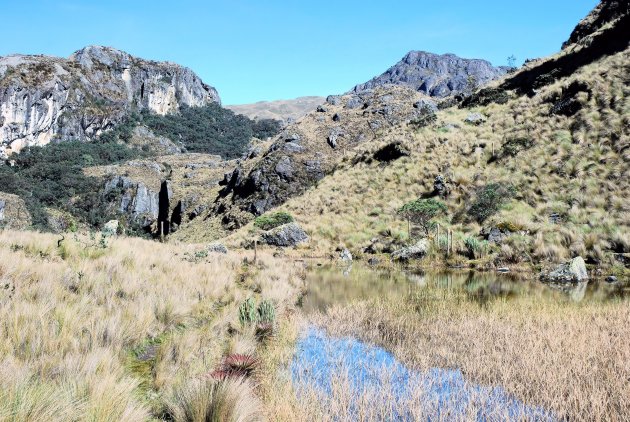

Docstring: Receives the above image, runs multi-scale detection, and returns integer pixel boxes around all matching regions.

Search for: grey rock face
[541,257,589,283]
[391,239,429,262]
[275,156,294,180]
[413,98,438,113]
[0,199,4,221]
[104,175,161,228]
[0,45,220,158]
[481,227,507,244]
[352,51,509,97]
[260,222,309,247]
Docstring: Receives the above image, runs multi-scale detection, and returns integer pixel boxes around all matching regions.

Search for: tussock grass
[307,291,630,420]
[0,229,302,420]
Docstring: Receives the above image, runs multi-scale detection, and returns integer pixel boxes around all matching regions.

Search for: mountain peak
[353,51,508,97]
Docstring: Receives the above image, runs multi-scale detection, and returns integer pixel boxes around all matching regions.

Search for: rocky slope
[352,51,509,97]
[215,86,436,228]
[226,96,325,125]
[562,0,629,48]
[0,46,220,158]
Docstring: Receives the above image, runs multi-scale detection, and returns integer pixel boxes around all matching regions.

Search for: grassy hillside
[225,46,629,275]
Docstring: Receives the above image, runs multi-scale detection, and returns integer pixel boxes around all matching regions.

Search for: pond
[300,264,629,313]
[291,264,628,420]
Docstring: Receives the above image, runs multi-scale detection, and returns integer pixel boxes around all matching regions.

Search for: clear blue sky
[0,0,598,105]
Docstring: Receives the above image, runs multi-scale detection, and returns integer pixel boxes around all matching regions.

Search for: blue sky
[0,0,597,104]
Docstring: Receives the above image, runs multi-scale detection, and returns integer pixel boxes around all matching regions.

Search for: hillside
[202,3,629,276]
[0,46,220,157]
[226,96,325,124]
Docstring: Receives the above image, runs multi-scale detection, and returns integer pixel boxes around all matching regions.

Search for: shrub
[257,300,275,324]
[501,137,535,158]
[141,104,280,159]
[398,198,448,237]
[468,183,517,223]
[253,211,294,231]
[238,298,257,326]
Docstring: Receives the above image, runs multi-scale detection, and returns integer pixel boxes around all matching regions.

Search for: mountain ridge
[0,45,220,158]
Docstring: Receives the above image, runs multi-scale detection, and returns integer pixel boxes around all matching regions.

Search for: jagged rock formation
[562,0,630,49]
[352,51,509,97]
[0,45,220,158]
[215,86,432,228]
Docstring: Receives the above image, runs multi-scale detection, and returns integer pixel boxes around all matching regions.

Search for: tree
[507,55,517,69]
[398,198,448,239]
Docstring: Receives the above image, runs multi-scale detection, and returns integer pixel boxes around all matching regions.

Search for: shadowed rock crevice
[157,180,171,236]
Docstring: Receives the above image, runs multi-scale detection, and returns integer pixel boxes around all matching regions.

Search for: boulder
[207,242,228,254]
[605,276,618,283]
[275,156,294,180]
[316,105,327,112]
[0,200,5,221]
[102,220,119,236]
[373,141,410,162]
[413,98,438,113]
[339,248,353,262]
[433,175,450,198]
[260,222,309,247]
[464,112,487,125]
[540,256,589,283]
[481,227,507,244]
[391,239,429,262]
[332,113,341,122]
[326,95,342,106]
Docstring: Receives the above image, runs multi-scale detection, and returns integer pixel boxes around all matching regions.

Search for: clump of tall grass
[167,377,261,422]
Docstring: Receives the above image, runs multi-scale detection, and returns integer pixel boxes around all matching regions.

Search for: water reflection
[301,264,628,313]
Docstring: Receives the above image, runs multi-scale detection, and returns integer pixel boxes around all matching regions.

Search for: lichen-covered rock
[207,242,228,254]
[391,239,429,262]
[464,112,487,125]
[260,222,309,247]
[339,248,353,262]
[540,256,589,283]
[0,45,220,158]
[102,220,119,236]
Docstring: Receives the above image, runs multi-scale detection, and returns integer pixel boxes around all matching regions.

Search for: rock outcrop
[260,222,309,247]
[0,45,220,158]
[391,239,429,262]
[216,86,432,227]
[562,0,630,49]
[540,257,589,283]
[352,51,509,97]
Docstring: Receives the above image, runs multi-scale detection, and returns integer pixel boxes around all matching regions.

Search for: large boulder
[540,256,589,283]
[102,220,119,236]
[260,222,309,247]
[391,239,429,262]
[207,242,228,254]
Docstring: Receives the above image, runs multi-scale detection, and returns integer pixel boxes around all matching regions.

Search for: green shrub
[141,104,280,159]
[468,183,517,223]
[0,140,143,230]
[257,300,275,324]
[253,211,294,231]
[238,298,258,326]
[398,198,448,236]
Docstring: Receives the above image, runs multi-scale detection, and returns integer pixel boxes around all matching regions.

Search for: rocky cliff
[0,46,220,158]
[352,51,509,97]
[562,0,629,49]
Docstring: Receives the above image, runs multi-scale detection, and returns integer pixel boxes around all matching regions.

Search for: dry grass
[307,291,630,421]
[0,229,303,421]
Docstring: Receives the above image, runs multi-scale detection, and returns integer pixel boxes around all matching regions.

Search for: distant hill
[352,51,509,97]
[226,96,325,124]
